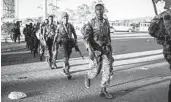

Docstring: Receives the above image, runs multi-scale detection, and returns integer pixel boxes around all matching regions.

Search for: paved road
[1,33,161,66]
[2,33,171,102]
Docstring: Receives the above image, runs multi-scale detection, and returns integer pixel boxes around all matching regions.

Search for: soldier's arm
[71,24,77,42]
[163,13,171,38]
[84,22,93,42]
[53,26,59,44]
[42,27,46,40]
[106,19,111,43]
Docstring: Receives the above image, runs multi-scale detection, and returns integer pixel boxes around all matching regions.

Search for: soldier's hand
[74,39,77,43]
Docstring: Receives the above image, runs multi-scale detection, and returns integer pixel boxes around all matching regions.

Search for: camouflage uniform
[151,9,171,69]
[55,22,77,76]
[28,24,35,52]
[13,22,21,43]
[162,9,171,69]
[43,22,57,69]
[39,23,48,61]
[31,24,40,57]
[84,17,114,87]
[23,25,30,49]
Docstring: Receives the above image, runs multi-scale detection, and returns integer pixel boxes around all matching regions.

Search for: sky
[18,0,165,20]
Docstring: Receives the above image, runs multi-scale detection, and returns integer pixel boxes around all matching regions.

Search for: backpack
[148,17,162,38]
[149,10,171,44]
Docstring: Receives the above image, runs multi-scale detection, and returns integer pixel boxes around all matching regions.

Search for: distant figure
[23,24,30,48]
[43,16,58,69]
[13,21,21,44]
[28,23,35,53]
[39,19,49,61]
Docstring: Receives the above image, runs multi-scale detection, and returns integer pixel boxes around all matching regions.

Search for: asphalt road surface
[1,33,161,66]
[1,33,171,102]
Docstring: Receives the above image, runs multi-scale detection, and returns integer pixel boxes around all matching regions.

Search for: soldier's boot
[84,75,90,89]
[33,49,37,58]
[63,68,72,80]
[40,52,44,61]
[51,60,57,69]
[169,64,171,71]
[100,87,113,99]
[48,58,53,69]
[40,56,43,61]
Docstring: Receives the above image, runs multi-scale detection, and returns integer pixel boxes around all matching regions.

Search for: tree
[65,9,76,21]
[76,4,91,23]
[1,22,15,42]
[48,2,59,16]
[37,0,60,18]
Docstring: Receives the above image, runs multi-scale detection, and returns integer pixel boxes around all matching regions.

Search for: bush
[1,22,15,42]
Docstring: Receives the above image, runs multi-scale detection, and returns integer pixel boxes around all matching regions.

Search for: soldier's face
[45,20,49,24]
[95,6,104,19]
[62,16,69,24]
[49,17,53,23]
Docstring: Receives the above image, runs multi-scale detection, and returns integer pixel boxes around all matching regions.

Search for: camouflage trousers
[163,43,171,69]
[13,34,20,43]
[87,50,114,87]
[59,40,75,75]
[45,38,57,68]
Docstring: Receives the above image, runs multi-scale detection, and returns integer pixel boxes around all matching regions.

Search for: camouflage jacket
[154,9,171,45]
[55,22,77,43]
[43,23,57,40]
[84,17,111,47]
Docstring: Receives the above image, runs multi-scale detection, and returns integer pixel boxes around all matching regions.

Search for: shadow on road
[68,78,170,102]
[1,42,88,66]
[169,81,171,102]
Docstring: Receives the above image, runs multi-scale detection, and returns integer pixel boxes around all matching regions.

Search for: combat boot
[51,60,57,69]
[63,69,72,80]
[84,75,90,89]
[100,87,113,99]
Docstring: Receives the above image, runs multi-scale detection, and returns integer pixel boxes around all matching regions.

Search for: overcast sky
[18,0,165,20]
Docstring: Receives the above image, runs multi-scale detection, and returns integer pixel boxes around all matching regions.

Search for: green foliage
[76,4,91,22]
[1,22,14,36]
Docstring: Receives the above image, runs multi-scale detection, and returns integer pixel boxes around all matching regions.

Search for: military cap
[61,12,69,18]
[95,1,104,9]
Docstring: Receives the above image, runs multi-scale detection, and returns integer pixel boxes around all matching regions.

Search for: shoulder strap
[62,23,68,34]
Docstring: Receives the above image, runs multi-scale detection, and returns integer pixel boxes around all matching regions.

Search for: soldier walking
[13,21,21,44]
[43,16,58,69]
[82,3,114,99]
[54,12,78,80]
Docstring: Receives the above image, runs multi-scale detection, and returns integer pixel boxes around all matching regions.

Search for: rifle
[86,42,103,75]
[152,0,158,15]
[75,43,84,59]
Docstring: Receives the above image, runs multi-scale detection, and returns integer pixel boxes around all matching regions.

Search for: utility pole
[43,0,48,20]
[56,0,57,18]
[15,0,19,19]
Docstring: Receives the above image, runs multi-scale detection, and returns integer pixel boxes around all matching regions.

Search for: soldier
[23,24,29,49]
[39,19,49,61]
[162,1,171,71]
[82,4,114,99]
[43,16,58,69]
[32,23,41,57]
[149,0,171,71]
[53,12,77,80]
[28,23,35,53]
[13,21,21,44]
